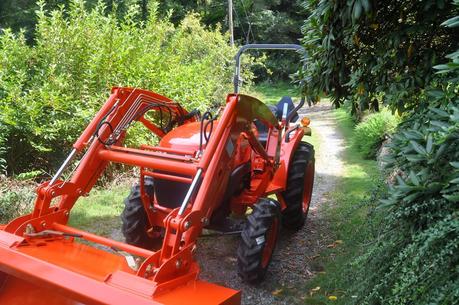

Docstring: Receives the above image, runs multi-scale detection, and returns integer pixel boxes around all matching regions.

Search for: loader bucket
[0,229,240,305]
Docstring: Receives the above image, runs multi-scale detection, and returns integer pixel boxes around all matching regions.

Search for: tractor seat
[255,96,299,146]
[254,120,270,147]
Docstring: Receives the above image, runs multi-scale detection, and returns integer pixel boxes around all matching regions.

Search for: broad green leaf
[410,140,427,155]
[396,175,407,186]
[429,107,449,118]
[409,171,420,186]
[427,90,445,99]
[426,134,433,154]
[378,198,395,208]
[441,16,459,28]
[353,1,362,20]
[361,0,371,12]
[443,193,459,202]
[402,192,422,203]
[434,144,447,159]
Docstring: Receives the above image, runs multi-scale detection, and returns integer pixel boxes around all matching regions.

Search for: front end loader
[0,44,314,304]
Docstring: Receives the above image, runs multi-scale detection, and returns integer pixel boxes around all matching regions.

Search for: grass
[68,184,130,236]
[301,108,381,304]
[246,81,301,105]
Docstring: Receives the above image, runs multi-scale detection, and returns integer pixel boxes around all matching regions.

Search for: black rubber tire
[121,177,155,249]
[281,141,315,231]
[237,198,280,283]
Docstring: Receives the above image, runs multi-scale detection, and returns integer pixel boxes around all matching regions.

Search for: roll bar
[233,44,307,123]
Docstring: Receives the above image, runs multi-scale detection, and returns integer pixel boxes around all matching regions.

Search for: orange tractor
[0,44,314,304]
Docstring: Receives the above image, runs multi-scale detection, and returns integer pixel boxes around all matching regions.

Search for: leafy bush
[0,128,6,176]
[353,109,399,158]
[0,178,35,223]
[350,97,459,305]
[346,6,459,304]
[0,0,237,175]
[300,0,459,114]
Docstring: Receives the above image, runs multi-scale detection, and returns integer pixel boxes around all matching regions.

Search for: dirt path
[197,103,345,304]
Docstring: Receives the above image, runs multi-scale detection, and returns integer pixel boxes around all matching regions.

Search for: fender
[266,125,305,205]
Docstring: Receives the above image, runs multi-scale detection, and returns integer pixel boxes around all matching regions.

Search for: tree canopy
[0,0,307,81]
[301,0,459,115]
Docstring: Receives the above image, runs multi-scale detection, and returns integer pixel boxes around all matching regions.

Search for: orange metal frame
[0,87,305,304]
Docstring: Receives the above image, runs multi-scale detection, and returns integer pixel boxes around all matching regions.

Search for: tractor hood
[159,121,210,152]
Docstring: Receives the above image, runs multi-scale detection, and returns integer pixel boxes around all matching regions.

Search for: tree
[301,0,459,115]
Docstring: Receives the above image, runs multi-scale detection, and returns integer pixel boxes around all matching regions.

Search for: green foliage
[353,109,399,159]
[159,0,308,80]
[0,1,307,82]
[300,3,459,304]
[0,178,35,223]
[0,126,7,175]
[248,81,300,105]
[349,100,459,305]
[301,107,383,304]
[0,0,141,41]
[301,0,459,114]
[0,0,235,175]
[15,170,43,181]
[344,5,459,304]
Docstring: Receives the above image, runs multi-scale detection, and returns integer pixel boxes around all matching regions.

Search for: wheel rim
[302,161,315,214]
[261,218,279,268]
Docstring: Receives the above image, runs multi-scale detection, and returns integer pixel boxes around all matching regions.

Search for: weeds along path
[197,103,345,304]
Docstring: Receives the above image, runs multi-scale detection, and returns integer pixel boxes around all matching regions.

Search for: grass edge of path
[299,108,382,305]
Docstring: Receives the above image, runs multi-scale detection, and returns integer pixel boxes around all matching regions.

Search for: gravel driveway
[196,103,345,304]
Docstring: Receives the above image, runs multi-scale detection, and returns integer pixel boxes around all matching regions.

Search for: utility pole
[228,0,234,47]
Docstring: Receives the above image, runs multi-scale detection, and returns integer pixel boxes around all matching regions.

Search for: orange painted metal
[98,149,197,176]
[142,170,193,184]
[140,144,196,156]
[0,229,239,305]
[53,223,155,258]
[110,145,195,162]
[154,281,241,305]
[159,121,203,151]
[0,86,310,305]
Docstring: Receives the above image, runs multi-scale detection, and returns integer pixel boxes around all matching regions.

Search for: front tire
[237,198,280,283]
[281,141,315,230]
[121,177,156,249]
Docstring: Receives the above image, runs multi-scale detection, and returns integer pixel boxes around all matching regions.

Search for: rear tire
[237,198,280,283]
[121,177,156,249]
[281,141,315,230]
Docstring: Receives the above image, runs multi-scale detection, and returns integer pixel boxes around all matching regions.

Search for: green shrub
[347,7,459,302]
[0,0,239,175]
[301,0,458,113]
[349,96,459,305]
[0,129,6,175]
[352,109,399,159]
[0,178,35,223]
